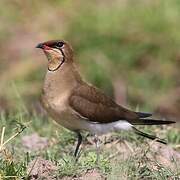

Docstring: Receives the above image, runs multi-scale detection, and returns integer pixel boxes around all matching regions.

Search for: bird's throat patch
[48,57,64,71]
[44,49,65,71]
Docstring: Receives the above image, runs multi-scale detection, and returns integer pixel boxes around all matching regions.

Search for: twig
[0,125,26,152]
[3,127,25,146]
[0,127,5,151]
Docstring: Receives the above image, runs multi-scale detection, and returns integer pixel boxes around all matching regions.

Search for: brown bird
[36,40,175,157]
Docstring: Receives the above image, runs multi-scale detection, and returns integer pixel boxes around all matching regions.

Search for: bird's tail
[132,127,167,144]
[135,111,175,125]
[131,118,175,125]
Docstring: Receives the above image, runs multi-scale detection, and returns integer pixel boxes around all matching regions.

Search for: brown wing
[69,83,139,123]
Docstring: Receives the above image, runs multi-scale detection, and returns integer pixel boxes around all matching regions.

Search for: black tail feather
[132,118,175,125]
[132,127,167,144]
[136,112,152,118]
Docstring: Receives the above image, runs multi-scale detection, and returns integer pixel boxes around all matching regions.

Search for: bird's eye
[57,41,64,48]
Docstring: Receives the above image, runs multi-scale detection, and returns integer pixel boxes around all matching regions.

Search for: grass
[0,104,179,179]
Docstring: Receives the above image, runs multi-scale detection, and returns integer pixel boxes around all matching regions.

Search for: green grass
[0,105,179,179]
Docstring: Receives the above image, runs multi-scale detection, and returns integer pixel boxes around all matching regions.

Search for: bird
[36,40,175,157]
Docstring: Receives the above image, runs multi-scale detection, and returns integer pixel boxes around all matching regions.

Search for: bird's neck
[43,62,82,98]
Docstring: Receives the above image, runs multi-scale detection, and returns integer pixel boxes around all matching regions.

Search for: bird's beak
[36,43,44,49]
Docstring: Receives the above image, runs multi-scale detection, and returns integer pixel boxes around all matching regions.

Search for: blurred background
[0,0,180,122]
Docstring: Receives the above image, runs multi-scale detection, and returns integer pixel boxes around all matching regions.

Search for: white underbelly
[84,120,133,135]
[50,107,132,135]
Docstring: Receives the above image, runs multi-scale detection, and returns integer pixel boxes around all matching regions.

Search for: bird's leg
[94,134,100,164]
[74,132,82,158]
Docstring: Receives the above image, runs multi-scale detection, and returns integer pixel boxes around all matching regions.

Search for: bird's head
[36,40,73,71]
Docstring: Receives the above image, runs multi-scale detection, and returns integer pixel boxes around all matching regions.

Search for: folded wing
[69,83,140,123]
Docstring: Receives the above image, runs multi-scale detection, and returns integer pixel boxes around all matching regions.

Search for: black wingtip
[167,120,176,124]
[136,112,152,118]
[162,120,176,124]
[143,119,176,125]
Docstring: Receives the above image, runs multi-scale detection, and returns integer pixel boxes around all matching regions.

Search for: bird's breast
[41,90,82,130]
[42,89,70,114]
